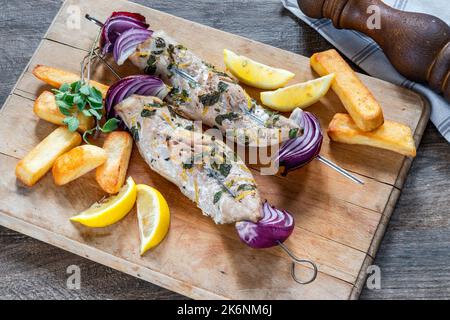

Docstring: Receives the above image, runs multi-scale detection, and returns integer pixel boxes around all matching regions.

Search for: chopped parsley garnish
[199,81,229,107]
[237,184,256,192]
[170,87,190,103]
[217,81,229,92]
[145,55,157,75]
[145,102,164,108]
[182,162,194,169]
[213,190,223,204]
[289,128,299,139]
[215,112,240,126]
[141,109,157,117]
[211,162,232,178]
[199,91,221,107]
[152,37,166,55]
[204,61,231,78]
[130,123,141,141]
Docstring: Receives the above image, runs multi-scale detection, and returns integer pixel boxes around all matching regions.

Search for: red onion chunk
[277,109,323,174]
[236,202,295,249]
[105,75,169,119]
[113,28,153,65]
[101,12,150,54]
[110,12,147,20]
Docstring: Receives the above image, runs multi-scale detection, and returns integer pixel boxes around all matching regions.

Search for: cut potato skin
[15,127,82,186]
[52,145,107,186]
[96,131,133,194]
[34,91,95,132]
[311,49,384,132]
[328,113,416,157]
[32,65,109,98]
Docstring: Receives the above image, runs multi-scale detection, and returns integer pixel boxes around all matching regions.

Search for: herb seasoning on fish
[129,30,303,147]
[115,95,262,224]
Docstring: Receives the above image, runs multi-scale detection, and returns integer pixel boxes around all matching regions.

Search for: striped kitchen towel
[281,0,450,143]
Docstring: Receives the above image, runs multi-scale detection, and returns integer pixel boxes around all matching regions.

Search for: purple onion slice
[105,75,169,119]
[100,12,150,54]
[236,202,295,249]
[277,109,323,175]
[113,28,153,65]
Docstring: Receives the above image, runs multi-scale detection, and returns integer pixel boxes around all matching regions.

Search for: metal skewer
[84,14,363,185]
[277,241,318,285]
[93,49,122,80]
[205,168,237,198]
[85,14,104,27]
[316,155,364,185]
[170,67,199,84]
[86,13,319,286]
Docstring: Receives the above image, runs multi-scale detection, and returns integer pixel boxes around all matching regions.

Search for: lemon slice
[136,184,170,255]
[70,177,137,228]
[223,49,295,90]
[260,74,335,112]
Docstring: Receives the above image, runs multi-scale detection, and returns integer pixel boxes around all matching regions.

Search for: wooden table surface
[0,0,449,300]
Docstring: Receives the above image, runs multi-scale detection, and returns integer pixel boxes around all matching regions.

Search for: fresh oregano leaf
[141,109,157,117]
[100,118,120,133]
[213,190,223,204]
[79,84,91,96]
[63,116,79,132]
[89,86,103,103]
[59,83,70,92]
[89,108,102,120]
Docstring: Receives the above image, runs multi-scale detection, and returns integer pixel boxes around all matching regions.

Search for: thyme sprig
[53,29,119,142]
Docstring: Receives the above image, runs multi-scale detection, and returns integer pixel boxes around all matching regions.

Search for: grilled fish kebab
[125,31,302,147]
[115,95,262,224]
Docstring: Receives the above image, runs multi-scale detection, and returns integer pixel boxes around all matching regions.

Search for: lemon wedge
[260,74,335,112]
[136,184,170,255]
[223,49,295,90]
[70,177,137,228]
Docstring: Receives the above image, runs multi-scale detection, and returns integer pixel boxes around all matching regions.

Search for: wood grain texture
[0,0,448,300]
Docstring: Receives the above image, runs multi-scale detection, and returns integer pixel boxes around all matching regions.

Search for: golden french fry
[311,49,384,131]
[32,65,109,98]
[34,91,95,132]
[328,113,416,157]
[96,131,133,194]
[52,145,107,186]
[15,127,82,186]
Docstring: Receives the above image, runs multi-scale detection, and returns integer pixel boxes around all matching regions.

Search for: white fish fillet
[128,30,302,147]
[115,95,262,224]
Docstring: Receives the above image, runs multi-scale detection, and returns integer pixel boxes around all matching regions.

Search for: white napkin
[281,0,450,143]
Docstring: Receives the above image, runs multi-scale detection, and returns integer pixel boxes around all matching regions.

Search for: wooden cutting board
[0,0,429,299]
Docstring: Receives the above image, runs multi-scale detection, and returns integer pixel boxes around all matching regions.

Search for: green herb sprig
[53,81,103,126]
[53,28,120,143]
[53,81,119,143]
[82,118,121,144]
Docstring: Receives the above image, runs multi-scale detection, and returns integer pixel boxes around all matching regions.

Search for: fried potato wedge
[32,65,109,98]
[15,127,82,186]
[311,49,384,131]
[96,131,133,194]
[52,145,107,186]
[34,91,95,132]
[328,113,416,157]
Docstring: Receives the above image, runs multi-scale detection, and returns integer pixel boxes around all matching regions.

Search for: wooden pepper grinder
[298,0,450,101]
